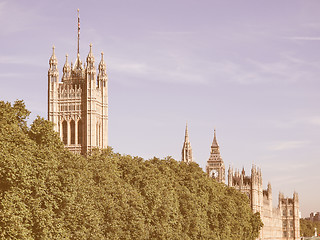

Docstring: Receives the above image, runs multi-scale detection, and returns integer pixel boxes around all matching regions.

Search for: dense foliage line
[0,100,263,239]
[300,218,320,237]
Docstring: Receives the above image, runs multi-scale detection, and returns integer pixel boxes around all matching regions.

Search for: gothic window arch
[78,119,83,145]
[96,122,101,147]
[70,119,75,144]
[62,120,68,145]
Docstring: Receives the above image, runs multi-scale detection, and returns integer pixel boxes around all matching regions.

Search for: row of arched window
[61,119,83,145]
[60,119,102,147]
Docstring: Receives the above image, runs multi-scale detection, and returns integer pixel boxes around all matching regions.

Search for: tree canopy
[300,218,320,237]
[0,100,263,239]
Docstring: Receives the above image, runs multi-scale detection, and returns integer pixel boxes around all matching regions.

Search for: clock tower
[206,129,225,183]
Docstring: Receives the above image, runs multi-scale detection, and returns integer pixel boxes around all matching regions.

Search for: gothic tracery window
[70,120,75,144]
[78,119,83,145]
[62,121,68,145]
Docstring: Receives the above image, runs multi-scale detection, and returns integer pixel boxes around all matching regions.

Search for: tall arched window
[62,120,68,145]
[96,122,100,147]
[78,119,83,145]
[70,120,75,144]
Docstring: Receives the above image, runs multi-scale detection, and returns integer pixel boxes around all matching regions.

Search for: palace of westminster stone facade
[182,124,300,240]
[48,11,107,155]
[48,11,300,240]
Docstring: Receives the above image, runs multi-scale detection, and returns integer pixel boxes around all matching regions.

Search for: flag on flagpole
[77,9,80,35]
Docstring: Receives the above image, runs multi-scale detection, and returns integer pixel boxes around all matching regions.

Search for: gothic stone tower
[228,165,263,213]
[279,192,300,240]
[206,129,225,183]
[182,123,193,163]
[48,11,108,155]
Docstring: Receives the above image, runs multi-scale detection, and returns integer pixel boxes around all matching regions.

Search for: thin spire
[50,45,56,60]
[101,52,104,61]
[212,128,219,147]
[77,9,80,55]
[182,122,193,163]
[52,45,55,57]
[87,43,94,59]
[49,45,57,65]
[99,52,105,67]
[185,122,189,141]
[63,54,69,69]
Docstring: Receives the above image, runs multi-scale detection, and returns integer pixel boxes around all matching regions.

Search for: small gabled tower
[206,129,225,183]
[182,123,193,163]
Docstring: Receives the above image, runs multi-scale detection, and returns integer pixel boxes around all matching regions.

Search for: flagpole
[77,9,80,55]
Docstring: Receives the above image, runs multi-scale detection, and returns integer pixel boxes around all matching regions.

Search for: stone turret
[182,123,193,163]
[48,46,59,82]
[62,54,71,81]
[48,46,59,132]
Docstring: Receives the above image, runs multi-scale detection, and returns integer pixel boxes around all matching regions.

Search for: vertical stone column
[59,120,63,141]
[75,118,78,145]
[67,119,71,146]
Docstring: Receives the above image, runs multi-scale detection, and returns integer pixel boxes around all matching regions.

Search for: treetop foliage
[300,218,320,237]
[0,100,263,239]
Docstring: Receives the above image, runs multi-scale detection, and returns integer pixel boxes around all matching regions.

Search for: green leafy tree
[0,100,263,240]
[300,218,320,237]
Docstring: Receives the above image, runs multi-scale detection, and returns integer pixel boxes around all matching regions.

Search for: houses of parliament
[182,124,300,240]
[48,11,299,240]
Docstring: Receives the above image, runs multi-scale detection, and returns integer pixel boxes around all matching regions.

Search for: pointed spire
[86,43,94,62]
[49,45,58,72]
[89,43,93,55]
[98,51,107,86]
[51,45,56,58]
[86,43,95,72]
[101,51,104,61]
[74,53,83,70]
[185,122,189,141]
[49,45,57,64]
[62,54,71,80]
[48,45,59,81]
[99,52,105,67]
[212,128,219,147]
[64,54,69,66]
[182,122,193,163]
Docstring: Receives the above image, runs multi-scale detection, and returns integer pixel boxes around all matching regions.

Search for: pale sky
[1,0,320,217]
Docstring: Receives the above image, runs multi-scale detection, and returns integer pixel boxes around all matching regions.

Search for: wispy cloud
[269,140,308,151]
[307,116,320,126]
[0,55,46,67]
[109,55,207,85]
[271,174,305,186]
[287,36,320,41]
[0,1,43,36]
[109,54,320,87]
[151,31,194,36]
[0,73,24,78]
[270,115,320,129]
